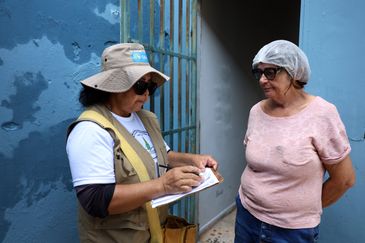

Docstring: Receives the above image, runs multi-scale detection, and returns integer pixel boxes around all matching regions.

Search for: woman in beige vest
[66,43,218,243]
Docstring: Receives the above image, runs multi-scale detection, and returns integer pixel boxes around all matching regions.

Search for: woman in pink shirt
[235,40,355,243]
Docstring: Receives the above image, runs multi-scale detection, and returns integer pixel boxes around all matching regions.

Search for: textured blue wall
[300,1,365,242]
[0,1,120,242]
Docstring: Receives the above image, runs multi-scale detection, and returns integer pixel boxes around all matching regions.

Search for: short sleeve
[66,121,116,186]
[164,140,171,152]
[313,105,351,164]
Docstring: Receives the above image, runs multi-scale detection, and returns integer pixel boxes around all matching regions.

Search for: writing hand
[159,166,203,194]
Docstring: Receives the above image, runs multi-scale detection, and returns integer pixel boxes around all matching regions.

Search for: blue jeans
[234,196,319,243]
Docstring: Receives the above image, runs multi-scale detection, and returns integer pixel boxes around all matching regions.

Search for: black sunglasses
[252,67,282,81]
[133,80,158,96]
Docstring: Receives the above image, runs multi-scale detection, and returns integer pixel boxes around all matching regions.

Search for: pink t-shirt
[239,96,351,229]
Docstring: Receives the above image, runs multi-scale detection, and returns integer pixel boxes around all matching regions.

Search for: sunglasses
[252,67,282,81]
[133,80,158,96]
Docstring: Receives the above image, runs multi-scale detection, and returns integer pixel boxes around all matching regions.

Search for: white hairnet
[252,40,311,83]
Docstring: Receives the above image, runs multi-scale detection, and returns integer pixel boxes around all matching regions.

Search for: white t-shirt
[66,112,170,187]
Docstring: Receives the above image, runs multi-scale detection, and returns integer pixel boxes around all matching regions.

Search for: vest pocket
[114,150,139,183]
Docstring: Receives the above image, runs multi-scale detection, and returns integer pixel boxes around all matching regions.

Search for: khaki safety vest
[68,104,169,243]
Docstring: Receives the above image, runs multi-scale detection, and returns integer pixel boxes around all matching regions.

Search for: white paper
[151,168,219,208]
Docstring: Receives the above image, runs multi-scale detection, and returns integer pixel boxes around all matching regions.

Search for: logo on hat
[131,51,148,63]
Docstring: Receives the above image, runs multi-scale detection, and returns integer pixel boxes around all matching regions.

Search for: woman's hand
[159,165,203,194]
[167,151,219,171]
[191,154,218,171]
[108,166,202,214]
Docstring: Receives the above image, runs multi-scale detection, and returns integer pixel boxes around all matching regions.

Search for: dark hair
[283,68,306,89]
[79,85,111,107]
[292,80,306,89]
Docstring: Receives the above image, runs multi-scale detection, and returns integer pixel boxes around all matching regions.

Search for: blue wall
[300,1,365,242]
[0,1,120,242]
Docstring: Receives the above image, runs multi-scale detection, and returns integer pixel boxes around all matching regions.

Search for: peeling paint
[93,3,120,25]
[1,121,20,131]
[1,71,48,128]
[0,37,97,157]
[0,1,120,242]
[0,0,120,63]
[72,42,81,61]
[3,181,77,243]
[0,119,74,241]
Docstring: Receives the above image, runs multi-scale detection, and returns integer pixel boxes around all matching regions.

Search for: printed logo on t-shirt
[132,129,157,160]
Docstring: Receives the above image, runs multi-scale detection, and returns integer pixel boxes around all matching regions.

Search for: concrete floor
[198,208,236,243]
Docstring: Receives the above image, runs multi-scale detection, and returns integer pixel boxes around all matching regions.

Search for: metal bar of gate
[120,0,198,223]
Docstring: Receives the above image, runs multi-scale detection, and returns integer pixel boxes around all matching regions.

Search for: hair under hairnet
[252,40,311,83]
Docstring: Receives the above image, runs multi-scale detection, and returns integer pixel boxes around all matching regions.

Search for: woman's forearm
[322,177,353,208]
[107,164,203,214]
[108,178,165,214]
[322,155,355,208]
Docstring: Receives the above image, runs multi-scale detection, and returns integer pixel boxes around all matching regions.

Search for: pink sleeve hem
[322,147,351,164]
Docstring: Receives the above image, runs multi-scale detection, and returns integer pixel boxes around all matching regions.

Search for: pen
[158,164,171,171]
[158,164,204,176]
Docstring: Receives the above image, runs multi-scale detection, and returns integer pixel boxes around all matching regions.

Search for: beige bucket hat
[81,43,169,93]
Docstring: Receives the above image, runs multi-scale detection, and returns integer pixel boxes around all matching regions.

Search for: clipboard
[151,168,224,208]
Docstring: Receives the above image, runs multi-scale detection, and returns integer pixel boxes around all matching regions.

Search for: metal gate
[120,0,198,223]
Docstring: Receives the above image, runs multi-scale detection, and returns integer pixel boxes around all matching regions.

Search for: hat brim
[81,65,170,93]
[125,64,170,88]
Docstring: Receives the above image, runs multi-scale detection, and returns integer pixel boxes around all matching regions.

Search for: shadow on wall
[199,0,300,79]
